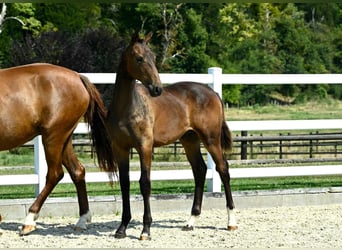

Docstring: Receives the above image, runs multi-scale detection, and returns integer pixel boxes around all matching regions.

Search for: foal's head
[123,32,162,97]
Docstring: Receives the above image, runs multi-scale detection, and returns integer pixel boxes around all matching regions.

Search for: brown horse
[103,33,237,240]
[0,63,114,235]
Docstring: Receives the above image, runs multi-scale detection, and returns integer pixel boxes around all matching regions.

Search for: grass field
[226,99,342,121]
[0,99,341,199]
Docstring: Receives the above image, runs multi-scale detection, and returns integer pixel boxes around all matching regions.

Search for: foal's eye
[136,56,144,64]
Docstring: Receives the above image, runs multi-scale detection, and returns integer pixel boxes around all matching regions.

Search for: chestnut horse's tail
[79,74,117,173]
[219,97,233,153]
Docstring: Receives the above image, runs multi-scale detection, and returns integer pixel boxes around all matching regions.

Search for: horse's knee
[47,170,64,184]
[69,164,86,184]
[215,164,230,178]
[41,167,64,189]
[139,174,151,196]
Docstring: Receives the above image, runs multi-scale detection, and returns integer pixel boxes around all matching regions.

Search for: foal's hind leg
[180,131,207,230]
[205,142,238,230]
[62,137,91,230]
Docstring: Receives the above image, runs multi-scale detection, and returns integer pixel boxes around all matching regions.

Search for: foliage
[7,28,125,72]
[0,3,341,105]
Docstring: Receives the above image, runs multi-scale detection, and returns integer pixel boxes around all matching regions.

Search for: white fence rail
[1,68,342,195]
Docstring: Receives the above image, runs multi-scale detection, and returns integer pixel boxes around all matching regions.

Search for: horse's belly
[0,108,37,151]
[0,127,36,151]
[153,129,185,147]
[0,137,35,151]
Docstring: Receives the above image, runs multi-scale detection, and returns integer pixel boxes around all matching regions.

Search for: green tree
[167,7,210,73]
[34,3,102,34]
[1,3,341,103]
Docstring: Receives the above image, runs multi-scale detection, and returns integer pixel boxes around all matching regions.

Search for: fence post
[207,67,222,192]
[279,133,283,159]
[34,135,47,196]
[240,131,248,159]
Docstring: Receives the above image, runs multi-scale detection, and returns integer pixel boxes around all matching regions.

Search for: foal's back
[139,81,224,146]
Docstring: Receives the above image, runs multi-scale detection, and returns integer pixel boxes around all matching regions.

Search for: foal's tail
[221,120,233,153]
[79,74,117,173]
[219,96,233,153]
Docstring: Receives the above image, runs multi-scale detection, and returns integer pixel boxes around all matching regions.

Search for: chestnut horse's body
[104,33,237,240]
[0,63,114,235]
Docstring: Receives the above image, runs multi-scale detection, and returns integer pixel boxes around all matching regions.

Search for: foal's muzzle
[147,84,163,97]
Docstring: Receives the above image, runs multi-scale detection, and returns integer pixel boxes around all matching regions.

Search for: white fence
[0,68,342,195]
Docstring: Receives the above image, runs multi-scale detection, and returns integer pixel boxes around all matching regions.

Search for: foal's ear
[131,31,140,44]
[144,32,153,44]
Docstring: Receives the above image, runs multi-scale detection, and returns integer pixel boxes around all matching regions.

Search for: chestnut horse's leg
[180,131,207,230]
[114,150,132,239]
[62,137,91,230]
[20,136,66,235]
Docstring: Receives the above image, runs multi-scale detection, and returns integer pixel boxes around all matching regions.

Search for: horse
[0,63,115,235]
[103,32,238,240]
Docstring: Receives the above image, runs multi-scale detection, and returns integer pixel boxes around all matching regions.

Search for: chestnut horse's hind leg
[20,137,65,236]
[180,131,207,230]
[62,137,91,231]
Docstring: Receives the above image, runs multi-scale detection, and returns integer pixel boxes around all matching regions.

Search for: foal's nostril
[147,84,163,97]
[155,86,163,96]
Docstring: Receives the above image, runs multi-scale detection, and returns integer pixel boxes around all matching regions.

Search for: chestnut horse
[104,33,237,240]
[0,63,114,235]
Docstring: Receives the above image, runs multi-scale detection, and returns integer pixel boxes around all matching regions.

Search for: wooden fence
[0,69,342,195]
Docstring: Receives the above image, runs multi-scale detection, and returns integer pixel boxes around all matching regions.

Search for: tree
[1,3,341,103]
[8,28,125,72]
[0,3,24,34]
[34,3,102,34]
[167,7,211,73]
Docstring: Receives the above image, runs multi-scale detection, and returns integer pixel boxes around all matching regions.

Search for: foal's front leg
[137,146,153,240]
[115,156,132,238]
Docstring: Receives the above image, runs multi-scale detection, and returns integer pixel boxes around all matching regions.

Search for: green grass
[1,175,341,200]
[0,98,341,199]
[226,99,342,121]
[0,148,34,166]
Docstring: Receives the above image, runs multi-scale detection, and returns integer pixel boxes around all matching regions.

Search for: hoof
[182,225,194,231]
[139,233,151,241]
[19,225,36,236]
[227,225,238,231]
[74,226,86,232]
[114,231,126,239]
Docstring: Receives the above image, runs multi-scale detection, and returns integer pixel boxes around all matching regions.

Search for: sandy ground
[0,203,341,248]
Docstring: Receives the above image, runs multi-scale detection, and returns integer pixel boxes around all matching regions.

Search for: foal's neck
[110,63,139,115]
